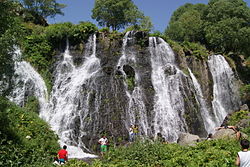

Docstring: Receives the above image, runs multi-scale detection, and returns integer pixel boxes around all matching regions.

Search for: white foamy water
[208,55,241,125]
[8,48,48,113]
[149,37,187,142]
[188,68,216,133]
[41,35,100,158]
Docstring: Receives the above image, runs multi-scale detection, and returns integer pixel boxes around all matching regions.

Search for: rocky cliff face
[8,31,242,156]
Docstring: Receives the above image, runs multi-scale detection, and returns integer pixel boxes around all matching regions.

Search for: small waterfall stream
[8,48,48,113]
[188,68,216,133]
[208,55,241,125]
[117,31,149,136]
[149,37,188,142]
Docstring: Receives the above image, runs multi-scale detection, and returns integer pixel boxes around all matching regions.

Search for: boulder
[213,129,248,140]
[213,129,236,139]
[177,133,200,146]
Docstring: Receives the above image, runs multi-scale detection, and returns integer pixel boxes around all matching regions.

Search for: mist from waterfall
[188,68,216,133]
[208,55,241,125]
[117,31,149,136]
[149,37,188,142]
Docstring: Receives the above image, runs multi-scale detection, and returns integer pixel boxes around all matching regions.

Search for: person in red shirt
[57,145,68,164]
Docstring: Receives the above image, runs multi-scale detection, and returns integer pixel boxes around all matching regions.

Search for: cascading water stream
[117,32,149,136]
[8,48,48,113]
[208,55,241,125]
[149,37,188,142]
[41,35,100,158]
[188,68,216,133]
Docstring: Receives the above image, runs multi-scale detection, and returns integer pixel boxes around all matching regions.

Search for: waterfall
[188,68,216,133]
[117,32,149,136]
[208,55,241,125]
[42,35,99,158]
[8,48,48,113]
[149,37,188,142]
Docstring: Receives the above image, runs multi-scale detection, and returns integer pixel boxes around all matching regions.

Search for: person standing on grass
[236,139,250,167]
[57,145,68,164]
[98,135,108,157]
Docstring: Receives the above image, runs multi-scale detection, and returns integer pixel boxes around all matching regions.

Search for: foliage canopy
[19,0,66,18]
[165,0,250,57]
[92,0,144,31]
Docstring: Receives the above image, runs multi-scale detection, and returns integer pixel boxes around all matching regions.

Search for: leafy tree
[165,3,206,42]
[138,16,154,31]
[126,15,154,32]
[19,0,66,18]
[165,0,250,57]
[92,0,143,31]
[204,0,250,55]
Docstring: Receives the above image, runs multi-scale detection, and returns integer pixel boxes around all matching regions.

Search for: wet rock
[177,133,200,146]
[240,104,249,111]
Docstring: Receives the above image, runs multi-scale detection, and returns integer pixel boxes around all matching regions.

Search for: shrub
[24,96,39,114]
[228,110,250,126]
[0,97,59,167]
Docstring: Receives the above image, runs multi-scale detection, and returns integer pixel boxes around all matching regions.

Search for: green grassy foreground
[0,97,59,167]
[63,139,240,167]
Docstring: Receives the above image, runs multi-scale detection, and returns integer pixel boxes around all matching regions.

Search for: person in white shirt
[236,139,250,167]
[98,135,108,156]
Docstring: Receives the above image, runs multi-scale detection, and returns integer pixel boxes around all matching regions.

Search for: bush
[89,139,240,167]
[0,97,59,167]
[24,96,39,114]
[240,85,250,102]
[228,110,250,126]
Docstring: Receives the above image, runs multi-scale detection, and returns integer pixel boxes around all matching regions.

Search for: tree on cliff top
[92,0,143,31]
[165,0,250,57]
[19,0,66,18]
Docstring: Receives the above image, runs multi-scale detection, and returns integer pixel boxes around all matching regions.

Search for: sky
[48,0,250,32]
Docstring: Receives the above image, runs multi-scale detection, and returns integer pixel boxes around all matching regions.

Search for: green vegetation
[19,0,66,19]
[24,96,40,114]
[0,97,59,167]
[126,76,135,91]
[165,0,250,58]
[240,84,250,103]
[45,22,97,47]
[228,110,250,126]
[92,0,144,31]
[61,139,240,167]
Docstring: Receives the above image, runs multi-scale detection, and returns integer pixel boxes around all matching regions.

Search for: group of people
[129,124,139,142]
[212,125,242,140]
[210,125,250,166]
[52,124,249,166]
